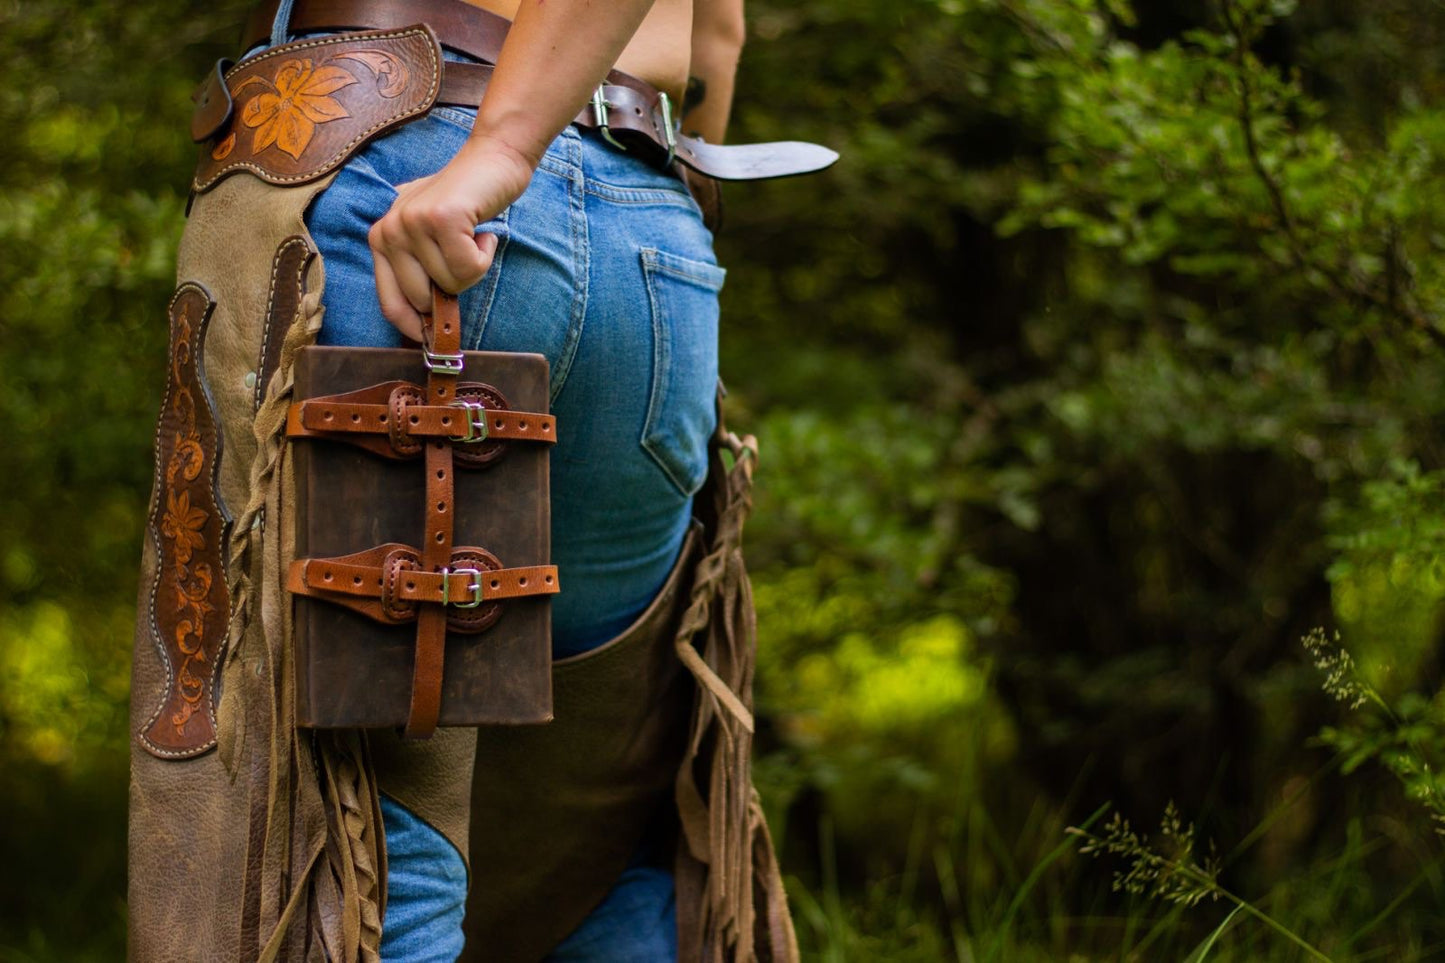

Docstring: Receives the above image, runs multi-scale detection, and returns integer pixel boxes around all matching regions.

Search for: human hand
[368,134,536,340]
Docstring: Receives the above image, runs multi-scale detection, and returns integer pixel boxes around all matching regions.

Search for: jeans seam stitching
[582,185,693,206]
[429,108,574,183]
[466,226,509,351]
[644,251,727,291]
[646,264,725,289]
[638,250,696,497]
[548,161,588,404]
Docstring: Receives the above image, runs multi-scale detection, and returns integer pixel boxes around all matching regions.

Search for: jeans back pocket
[640,248,725,498]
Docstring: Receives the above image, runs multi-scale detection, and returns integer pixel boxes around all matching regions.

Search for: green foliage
[0,3,247,955]
[728,0,1445,955]
[8,0,1445,958]
[1074,804,1224,910]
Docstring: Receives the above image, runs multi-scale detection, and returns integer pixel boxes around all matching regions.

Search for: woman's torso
[460,0,693,103]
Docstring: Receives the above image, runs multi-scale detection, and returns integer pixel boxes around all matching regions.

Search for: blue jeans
[303,98,720,960]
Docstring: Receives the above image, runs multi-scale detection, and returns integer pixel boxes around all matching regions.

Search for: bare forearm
[370,0,658,332]
[471,0,659,169]
[683,0,744,144]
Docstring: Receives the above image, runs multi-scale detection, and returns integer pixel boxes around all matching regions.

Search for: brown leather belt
[239,0,837,181]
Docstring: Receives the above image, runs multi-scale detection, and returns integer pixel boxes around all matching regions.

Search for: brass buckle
[439,566,484,608]
[448,399,489,443]
[591,85,627,152]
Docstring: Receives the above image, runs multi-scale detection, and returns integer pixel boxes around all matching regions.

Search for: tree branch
[1217,0,1445,348]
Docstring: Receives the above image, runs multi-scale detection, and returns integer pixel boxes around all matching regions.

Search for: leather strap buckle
[424,348,465,373]
[440,565,484,609]
[448,399,489,443]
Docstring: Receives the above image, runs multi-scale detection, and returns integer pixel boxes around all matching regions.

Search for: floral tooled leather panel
[192,27,442,193]
[140,283,232,759]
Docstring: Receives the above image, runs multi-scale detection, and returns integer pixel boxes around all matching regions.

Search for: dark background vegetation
[5,0,1445,959]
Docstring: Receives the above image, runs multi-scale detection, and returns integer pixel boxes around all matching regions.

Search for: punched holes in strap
[286,290,558,738]
[292,553,559,608]
[286,544,560,629]
[286,380,555,463]
[409,290,465,738]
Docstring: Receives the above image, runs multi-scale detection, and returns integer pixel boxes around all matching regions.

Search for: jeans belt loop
[269,0,297,47]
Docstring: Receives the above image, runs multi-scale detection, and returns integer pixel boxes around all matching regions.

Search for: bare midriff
[459,0,692,104]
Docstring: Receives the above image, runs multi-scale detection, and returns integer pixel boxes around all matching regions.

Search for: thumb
[474,231,500,275]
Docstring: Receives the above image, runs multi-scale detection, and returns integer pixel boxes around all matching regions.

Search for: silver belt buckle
[591,85,627,152]
[656,91,676,166]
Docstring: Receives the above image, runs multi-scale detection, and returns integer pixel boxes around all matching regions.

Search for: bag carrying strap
[407,292,461,735]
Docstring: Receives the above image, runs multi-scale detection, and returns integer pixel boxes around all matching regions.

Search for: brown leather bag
[286,292,559,736]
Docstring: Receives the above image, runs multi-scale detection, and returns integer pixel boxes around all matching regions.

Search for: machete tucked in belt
[182,8,836,741]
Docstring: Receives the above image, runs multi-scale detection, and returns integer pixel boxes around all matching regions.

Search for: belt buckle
[593,85,678,168]
[591,85,628,152]
[656,91,676,167]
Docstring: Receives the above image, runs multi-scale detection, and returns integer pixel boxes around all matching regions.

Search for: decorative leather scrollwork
[193,27,442,193]
[140,283,232,759]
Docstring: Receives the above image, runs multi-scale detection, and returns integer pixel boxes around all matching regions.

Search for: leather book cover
[291,346,553,728]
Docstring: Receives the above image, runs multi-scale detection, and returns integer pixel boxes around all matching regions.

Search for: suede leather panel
[369,727,477,873]
[129,170,383,963]
[461,527,701,963]
[181,174,329,520]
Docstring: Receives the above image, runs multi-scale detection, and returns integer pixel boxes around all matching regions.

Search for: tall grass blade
[1184,905,1243,963]
[981,803,1110,963]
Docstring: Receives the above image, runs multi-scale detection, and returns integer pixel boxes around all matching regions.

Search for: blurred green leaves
[0,4,245,954]
[6,0,1445,957]
[726,0,1445,953]
[0,602,130,771]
